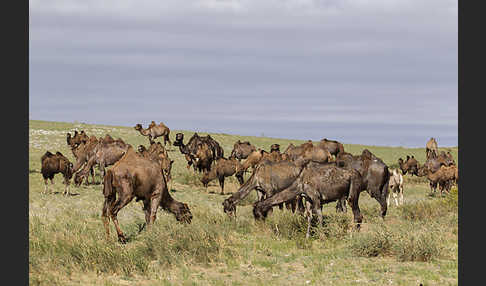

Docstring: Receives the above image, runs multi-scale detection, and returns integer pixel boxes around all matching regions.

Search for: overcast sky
[29,0,458,147]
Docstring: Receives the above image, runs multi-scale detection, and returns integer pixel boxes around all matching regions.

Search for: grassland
[29,120,458,285]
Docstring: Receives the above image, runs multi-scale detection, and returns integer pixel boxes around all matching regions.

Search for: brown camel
[200,157,245,194]
[71,136,99,185]
[74,140,129,186]
[173,132,223,171]
[420,165,458,195]
[102,146,192,243]
[41,151,74,195]
[316,138,345,158]
[252,161,364,238]
[397,155,419,176]
[138,143,174,183]
[426,137,439,160]
[230,140,256,161]
[194,142,214,174]
[284,141,331,163]
[66,130,89,148]
[134,122,171,146]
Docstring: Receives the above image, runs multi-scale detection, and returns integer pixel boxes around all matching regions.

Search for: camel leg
[109,182,134,243]
[147,191,163,229]
[347,187,363,230]
[63,176,70,196]
[393,192,399,207]
[399,189,404,205]
[102,194,116,241]
[43,178,49,194]
[50,178,54,185]
[90,167,95,185]
[387,192,391,207]
[219,176,225,195]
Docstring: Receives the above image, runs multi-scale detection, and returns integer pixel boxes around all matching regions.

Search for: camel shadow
[52,191,80,196]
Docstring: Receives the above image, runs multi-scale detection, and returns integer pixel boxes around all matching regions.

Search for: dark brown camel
[335,149,390,218]
[134,122,171,145]
[222,155,312,219]
[200,157,245,194]
[173,132,223,171]
[194,142,214,174]
[230,140,256,161]
[102,146,192,243]
[252,161,364,238]
[41,151,74,195]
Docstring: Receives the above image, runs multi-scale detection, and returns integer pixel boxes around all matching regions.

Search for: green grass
[29,120,458,285]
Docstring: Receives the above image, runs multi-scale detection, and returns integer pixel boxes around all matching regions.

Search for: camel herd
[39,123,458,242]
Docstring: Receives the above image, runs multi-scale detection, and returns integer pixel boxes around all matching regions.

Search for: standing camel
[134,122,171,146]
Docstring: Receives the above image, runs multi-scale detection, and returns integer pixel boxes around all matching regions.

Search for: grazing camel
[102,146,192,243]
[41,151,74,195]
[134,122,171,145]
[74,140,129,186]
[138,143,174,183]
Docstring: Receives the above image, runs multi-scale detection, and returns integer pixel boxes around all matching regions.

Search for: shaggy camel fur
[41,151,74,195]
[102,147,192,243]
[230,140,256,161]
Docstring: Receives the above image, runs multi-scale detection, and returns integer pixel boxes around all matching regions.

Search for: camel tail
[103,169,115,198]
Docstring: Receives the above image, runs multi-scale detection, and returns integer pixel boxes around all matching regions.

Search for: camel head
[270,144,280,153]
[173,202,192,224]
[222,199,237,218]
[74,171,84,186]
[138,145,147,154]
[173,133,184,146]
[134,124,143,131]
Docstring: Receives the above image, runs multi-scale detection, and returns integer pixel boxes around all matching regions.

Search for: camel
[102,146,192,243]
[230,140,256,161]
[71,136,99,185]
[41,151,74,195]
[252,161,364,238]
[335,149,390,218]
[194,142,214,173]
[420,165,458,195]
[222,155,312,218]
[66,130,89,148]
[284,141,331,164]
[134,122,171,146]
[138,143,174,184]
[200,157,245,194]
[173,132,223,171]
[74,140,129,186]
[387,168,404,207]
[397,155,419,176]
[426,137,439,160]
[316,138,345,158]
